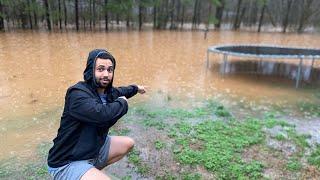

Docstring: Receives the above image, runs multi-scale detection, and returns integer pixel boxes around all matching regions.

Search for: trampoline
[207,44,320,88]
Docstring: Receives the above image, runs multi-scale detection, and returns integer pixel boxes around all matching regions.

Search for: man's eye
[107,67,114,72]
[97,68,105,72]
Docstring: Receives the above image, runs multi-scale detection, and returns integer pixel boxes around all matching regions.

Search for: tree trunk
[233,0,242,30]
[169,0,176,29]
[0,1,4,30]
[93,0,96,28]
[180,4,185,29]
[89,0,92,29]
[215,0,225,29]
[206,1,212,29]
[27,0,33,29]
[105,0,108,31]
[58,0,62,29]
[153,5,157,29]
[44,0,51,30]
[297,0,313,33]
[32,0,38,28]
[192,0,199,29]
[176,0,181,28]
[282,0,293,33]
[64,0,67,28]
[139,2,143,30]
[257,2,266,32]
[75,0,79,31]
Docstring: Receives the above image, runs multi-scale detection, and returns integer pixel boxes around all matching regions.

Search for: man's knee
[125,137,135,151]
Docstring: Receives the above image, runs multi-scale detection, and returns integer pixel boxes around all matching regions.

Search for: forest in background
[0,0,320,33]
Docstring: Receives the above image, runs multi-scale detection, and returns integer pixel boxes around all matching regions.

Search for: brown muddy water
[0,30,319,159]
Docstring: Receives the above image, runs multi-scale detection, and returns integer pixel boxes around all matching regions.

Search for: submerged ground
[1,31,320,179]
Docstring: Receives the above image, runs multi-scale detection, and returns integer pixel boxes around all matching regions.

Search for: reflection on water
[0,30,319,158]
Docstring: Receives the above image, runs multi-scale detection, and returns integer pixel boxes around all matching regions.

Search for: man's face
[95,58,114,88]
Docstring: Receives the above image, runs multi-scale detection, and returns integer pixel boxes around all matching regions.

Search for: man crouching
[47,49,146,180]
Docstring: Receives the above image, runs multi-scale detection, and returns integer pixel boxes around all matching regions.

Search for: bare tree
[257,0,267,32]
[215,0,225,29]
[58,0,62,29]
[233,0,243,30]
[281,0,293,33]
[0,0,4,30]
[44,0,51,30]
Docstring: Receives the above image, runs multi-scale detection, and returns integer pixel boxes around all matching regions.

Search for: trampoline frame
[207,44,320,88]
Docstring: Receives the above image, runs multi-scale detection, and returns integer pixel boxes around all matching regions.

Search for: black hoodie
[47,49,138,168]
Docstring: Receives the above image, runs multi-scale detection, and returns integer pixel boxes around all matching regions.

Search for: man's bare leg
[81,168,111,180]
[107,136,135,165]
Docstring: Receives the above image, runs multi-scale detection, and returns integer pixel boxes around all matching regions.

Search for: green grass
[297,101,320,117]
[127,149,150,176]
[286,158,302,171]
[308,145,320,169]
[154,140,166,150]
[0,142,52,179]
[172,118,265,179]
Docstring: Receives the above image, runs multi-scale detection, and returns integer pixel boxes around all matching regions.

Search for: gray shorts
[48,136,111,180]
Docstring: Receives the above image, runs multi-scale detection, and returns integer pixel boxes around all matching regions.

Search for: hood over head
[83,49,116,91]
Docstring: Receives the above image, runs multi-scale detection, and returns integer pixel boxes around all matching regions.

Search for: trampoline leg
[296,58,303,88]
[259,58,262,74]
[310,58,315,77]
[223,54,228,74]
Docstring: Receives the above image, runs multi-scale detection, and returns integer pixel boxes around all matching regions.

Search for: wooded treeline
[0,0,319,33]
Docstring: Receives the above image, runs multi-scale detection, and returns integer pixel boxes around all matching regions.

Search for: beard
[96,77,111,88]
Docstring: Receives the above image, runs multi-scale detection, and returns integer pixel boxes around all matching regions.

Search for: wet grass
[127,149,150,176]
[308,145,320,169]
[1,98,319,179]
[0,142,52,180]
[125,100,320,179]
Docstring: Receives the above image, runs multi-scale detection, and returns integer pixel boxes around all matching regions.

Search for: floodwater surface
[0,30,319,158]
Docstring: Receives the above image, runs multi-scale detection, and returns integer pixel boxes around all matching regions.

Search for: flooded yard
[0,30,319,179]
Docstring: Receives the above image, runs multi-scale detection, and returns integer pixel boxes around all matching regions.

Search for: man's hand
[137,85,146,94]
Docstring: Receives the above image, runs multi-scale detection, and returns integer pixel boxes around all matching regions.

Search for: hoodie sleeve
[114,85,139,99]
[68,89,128,127]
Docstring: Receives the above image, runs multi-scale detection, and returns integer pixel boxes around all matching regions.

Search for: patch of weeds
[174,121,192,134]
[264,111,279,119]
[275,134,287,141]
[0,142,51,179]
[286,158,302,171]
[173,118,265,179]
[286,128,310,150]
[109,127,130,136]
[264,118,293,128]
[142,118,165,130]
[167,128,178,138]
[297,101,320,117]
[155,140,165,150]
[215,105,231,117]
[204,100,232,118]
[128,149,141,165]
[127,149,150,176]
[308,145,320,169]
[181,172,201,180]
[156,173,177,180]
[121,175,132,180]
[137,164,150,175]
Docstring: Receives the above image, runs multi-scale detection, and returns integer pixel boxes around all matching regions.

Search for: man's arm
[115,85,146,99]
[68,89,128,127]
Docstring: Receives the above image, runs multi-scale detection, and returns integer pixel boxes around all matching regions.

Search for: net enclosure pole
[206,49,210,68]
[296,58,303,88]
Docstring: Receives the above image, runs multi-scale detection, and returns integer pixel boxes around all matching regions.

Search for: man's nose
[103,70,111,76]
